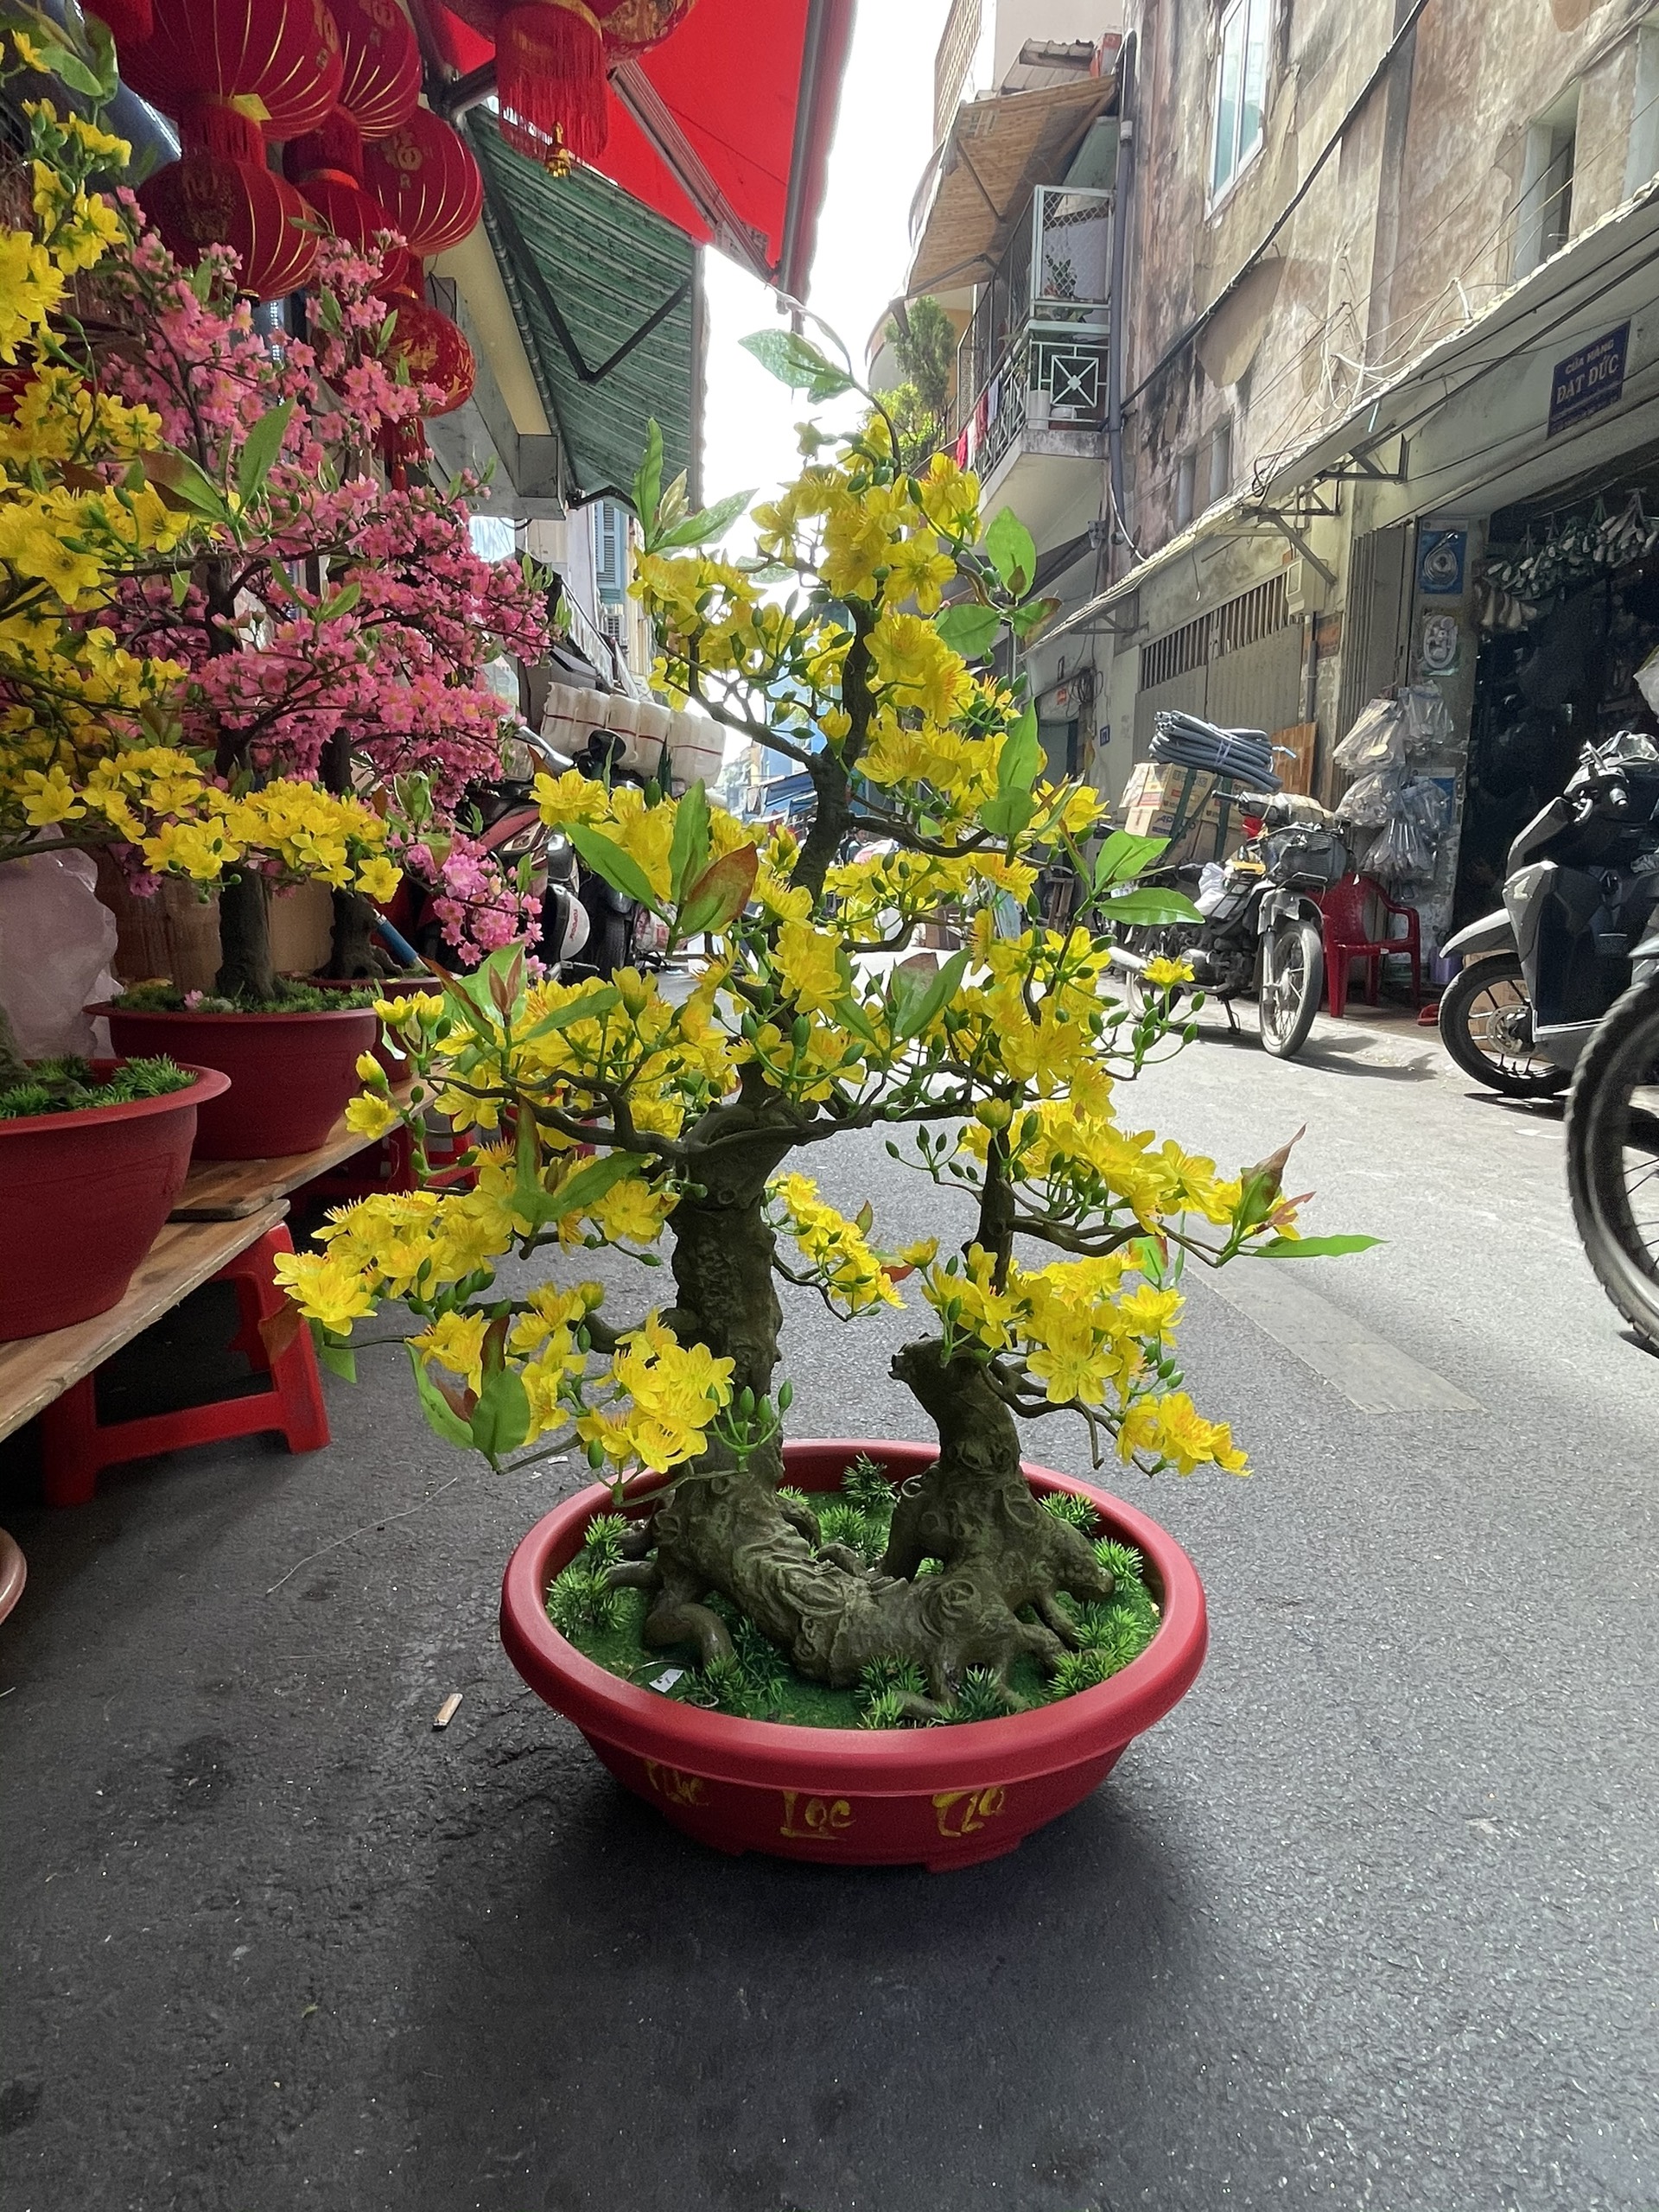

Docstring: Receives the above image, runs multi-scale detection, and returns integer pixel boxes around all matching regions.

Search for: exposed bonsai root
[645,1171,1119,1699]
[602,1560,661,1594]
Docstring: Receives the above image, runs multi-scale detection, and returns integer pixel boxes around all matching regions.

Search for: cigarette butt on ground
[433,1693,462,1731]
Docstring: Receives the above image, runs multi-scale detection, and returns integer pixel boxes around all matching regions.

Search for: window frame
[1210,0,1271,209]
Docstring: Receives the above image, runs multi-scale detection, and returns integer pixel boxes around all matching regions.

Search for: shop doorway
[1459,452,1659,924]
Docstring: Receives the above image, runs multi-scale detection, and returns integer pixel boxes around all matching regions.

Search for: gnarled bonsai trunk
[214,870,276,1002]
[327,889,383,979]
[639,1115,1114,1699]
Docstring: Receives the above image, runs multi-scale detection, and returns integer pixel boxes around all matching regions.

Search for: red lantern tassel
[496,0,608,167]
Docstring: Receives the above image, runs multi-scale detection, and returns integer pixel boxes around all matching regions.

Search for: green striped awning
[467,111,698,508]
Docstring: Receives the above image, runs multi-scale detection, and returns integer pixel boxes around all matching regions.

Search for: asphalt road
[1,995,1656,2212]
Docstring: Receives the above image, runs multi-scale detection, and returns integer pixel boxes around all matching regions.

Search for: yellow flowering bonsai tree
[279,332,1365,1711]
[0,56,402,1080]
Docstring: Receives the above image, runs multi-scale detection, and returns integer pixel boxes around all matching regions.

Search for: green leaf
[934,601,1001,658]
[149,448,231,524]
[309,1322,357,1383]
[1093,830,1169,888]
[236,398,294,505]
[677,843,758,938]
[893,948,969,1041]
[521,985,618,1042]
[1104,887,1204,925]
[543,1147,643,1224]
[740,329,854,396]
[984,507,1037,595]
[632,416,664,533]
[318,578,361,621]
[979,789,1037,841]
[1250,1235,1383,1259]
[33,41,103,92]
[567,822,660,913]
[668,779,710,901]
[470,1365,531,1461]
[655,487,754,550]
[406,1344,474,1449]
[996,705,1041,795]
[1007,594,1060,640]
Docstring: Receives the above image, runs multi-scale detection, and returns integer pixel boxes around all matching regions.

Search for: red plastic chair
[1318,874,1421,1016]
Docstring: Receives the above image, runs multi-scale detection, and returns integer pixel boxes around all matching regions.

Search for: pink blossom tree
[94,212,550,994]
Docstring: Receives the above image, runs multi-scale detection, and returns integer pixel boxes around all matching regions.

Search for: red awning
[422,0,853,302]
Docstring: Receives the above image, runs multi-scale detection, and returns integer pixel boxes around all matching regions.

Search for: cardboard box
[1117,762,1239,864]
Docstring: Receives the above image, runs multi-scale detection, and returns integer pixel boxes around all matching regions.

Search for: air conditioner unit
[1283,556,1325,616]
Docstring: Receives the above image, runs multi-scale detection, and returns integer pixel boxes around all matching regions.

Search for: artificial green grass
[0,1054,194,1120]
[113,979,381,1014]
[550,1458,1162,1730]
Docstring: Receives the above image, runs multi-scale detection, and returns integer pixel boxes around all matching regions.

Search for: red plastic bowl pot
[0,1062,230,1339]
[307,974,432,1078]
[500,1440,1208,1872]
[98,1005,378,1159]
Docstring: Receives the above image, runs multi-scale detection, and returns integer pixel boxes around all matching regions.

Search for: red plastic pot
[0,1062,230,1339]
[500,1440,1208,1872]
[307,974,431,1077]
[96,1004,378,1159]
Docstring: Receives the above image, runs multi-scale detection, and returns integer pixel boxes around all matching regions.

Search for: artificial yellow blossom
[410,1311,491,1394]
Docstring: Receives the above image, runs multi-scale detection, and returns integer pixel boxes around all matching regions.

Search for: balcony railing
[950,183,1112,479]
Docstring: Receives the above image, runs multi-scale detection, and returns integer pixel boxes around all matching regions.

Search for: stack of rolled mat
[1149,710,1281,789]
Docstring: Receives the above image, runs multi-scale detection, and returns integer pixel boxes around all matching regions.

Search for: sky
[699,0,953,525]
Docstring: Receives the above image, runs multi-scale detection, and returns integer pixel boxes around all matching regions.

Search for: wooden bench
[0,1096,416,1524]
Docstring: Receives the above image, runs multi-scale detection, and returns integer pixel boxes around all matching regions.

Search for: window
[593,499,629,604]
[1515,85,1580,277]
[1174,421,1233,531]
[1211,0,1270,200]
[1624,22,1659,199]
[1209,417,1234,506]
[1176,448,1198,530]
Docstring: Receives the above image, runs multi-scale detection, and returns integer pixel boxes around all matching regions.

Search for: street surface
[1,993,1655,2212]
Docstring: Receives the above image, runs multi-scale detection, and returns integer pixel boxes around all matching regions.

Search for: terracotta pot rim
[499,1441,1208,1795]
[0,1060,229,1141]
[88,1001,378,1027]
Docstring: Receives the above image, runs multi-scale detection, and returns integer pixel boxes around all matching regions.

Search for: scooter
[1111,794,1348,1059]
[1438,731,1659,1096]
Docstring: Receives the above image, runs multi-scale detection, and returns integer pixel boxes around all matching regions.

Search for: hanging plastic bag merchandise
[1357,777,1452,888]
[1332,696,1405,777]
[1398,684,1456,758]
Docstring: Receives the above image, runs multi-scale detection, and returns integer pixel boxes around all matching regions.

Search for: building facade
[1084,0,1659,945]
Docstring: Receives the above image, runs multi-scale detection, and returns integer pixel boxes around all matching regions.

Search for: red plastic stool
[294,1122,478,1208]
[40,1225,330,1508]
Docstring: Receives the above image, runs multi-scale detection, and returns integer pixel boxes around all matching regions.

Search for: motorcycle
[1438,730,1659,1096]
[1111,795,1347,1059]
[389,727,591,975]
[563,729,667,980]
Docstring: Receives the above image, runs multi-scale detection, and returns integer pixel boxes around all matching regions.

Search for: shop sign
[1548,323,1629,437]
[1417,528,1466,596]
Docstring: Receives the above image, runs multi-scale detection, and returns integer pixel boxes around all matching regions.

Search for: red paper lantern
[121,0,344,142]
[600,0,693,55]
[331,0,421,138]
[285,110,387,265]
[361,108,482,257]
[82,0,154,51]
[388,296,475,416]
[141,143,319,300]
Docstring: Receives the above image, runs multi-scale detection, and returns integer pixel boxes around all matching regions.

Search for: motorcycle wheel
[1437,953,1567,1096]
[581,907,631,981]
[1117,924,1195,1017]
[1566,973,1659,1348]
[1258,916,1324,1058]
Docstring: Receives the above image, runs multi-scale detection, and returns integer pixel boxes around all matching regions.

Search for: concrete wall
[1121,0,1659,563]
